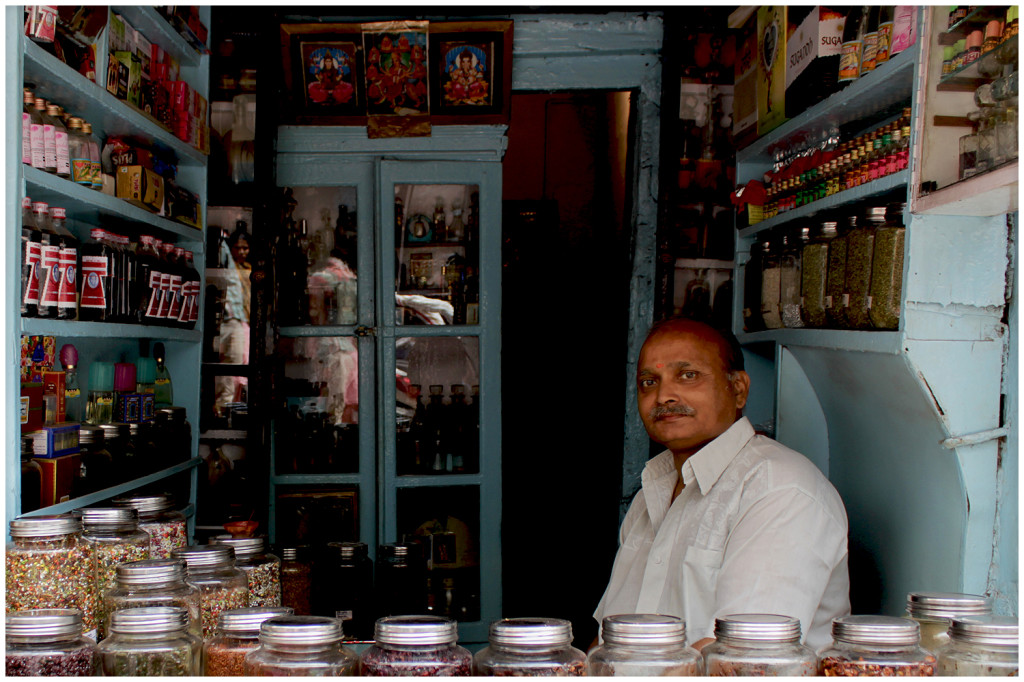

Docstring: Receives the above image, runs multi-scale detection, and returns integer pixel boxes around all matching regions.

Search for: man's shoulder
[733,435,847,518]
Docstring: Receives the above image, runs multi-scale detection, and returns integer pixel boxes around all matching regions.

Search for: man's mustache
[650,403,696,420]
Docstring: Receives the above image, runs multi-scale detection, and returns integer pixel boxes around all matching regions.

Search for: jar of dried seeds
[844,206,884,329]
[80,507,150,639]
[279,547,312,616]
[104,559,202,640]
[817,615,937,676]
[588,613,703,676]
[171,545,248,638]
[244,615,358,676]
[113,494,187,559]
[801,221,838,328]
[825,216,852,328]
[702,613,817,676]
[211,536,282,607]
[6,609,97,676]
[203,606,293,676]
[475,617,587,675]
[361,615,473,676]
[936,615,1018,676]
[868,202,906,329]
[96,606,202,676]
[905,591,991,653]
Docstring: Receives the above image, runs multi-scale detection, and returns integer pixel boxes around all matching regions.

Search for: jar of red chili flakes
[243,615,358,676]
[817,615,937,676]
[203,606,292,676]
[361,615,473,676]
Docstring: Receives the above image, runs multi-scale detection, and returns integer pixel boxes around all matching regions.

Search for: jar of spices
[825,216,852,328]
[323,541,374,639]
[80,507,150,639]
[801,221,838,328]
[905,591,991,653]
[742,238,770,332]
[244,615,359,676]
[203,606,293,676]
[156,406,191,465]
[844,207,883,329]
[361,615,473,676]
[474,617,587,676]
[211,536,282,607]
[936,615,1018,676]
[6,515,96,637]
[19,436,42,513]
[96,606,202,676]
[760,238,783,329]
[588,613,703,676]
[375,543,427,620]
[6,609,97,677]
[279,547,312,616]
[104,559,202,640]
[817,615,937,676]
[113,493,187,559]
[171,544,248,638]
[99,423,134,483]
[702,613,817,676]
[868,203,906,330]
[74,425,113,497]
[780,227,810,328]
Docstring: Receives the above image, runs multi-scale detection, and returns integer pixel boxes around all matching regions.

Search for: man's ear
[730,370,751,410]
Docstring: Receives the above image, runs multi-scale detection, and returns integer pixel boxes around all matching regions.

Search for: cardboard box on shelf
[732,9,758,144]
[37,452,81,506]
[785,6,845,119]
[756,6,788,136]
[116,165,164,213]
[21,383,43,434]
[41,371,66,423]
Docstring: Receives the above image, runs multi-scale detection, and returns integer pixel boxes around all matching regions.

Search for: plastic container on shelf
[817,615,937,676]
[203,606,293,676]
[474,617,587,676]
[210,536,282,607]
[905,591,992,654]
[587,613,703,676]
[868,202,906,329]
[80,507,151,639]
[702,613,817,676]
[5,608,97,677]
[113,494,188,559]
[743,238,770,332]
[96,606,202,676]
[760,239,783,330]
[843,207,883,329]
[936,615,1018,676]
[6,515,96,637]
[279,547,313,616]
[825,216,852,328]
[801,221,839,328]
[104,559,203,640]
[360,615,473,676]
[170,544,249,638]
[780,226,810,328]
[243,615,358,676]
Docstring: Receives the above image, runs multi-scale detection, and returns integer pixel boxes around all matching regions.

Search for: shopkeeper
[593,318,850,652]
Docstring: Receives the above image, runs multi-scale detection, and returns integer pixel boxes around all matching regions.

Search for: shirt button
[653,554,663,565]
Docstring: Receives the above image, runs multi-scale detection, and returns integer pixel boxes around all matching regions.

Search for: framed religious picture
[361,21,430,117]
[428,20,513,125]
[280,23,366,123]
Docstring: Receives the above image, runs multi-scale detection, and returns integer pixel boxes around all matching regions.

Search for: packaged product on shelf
[20,334,56,383]
[24,6,58,43]
[890,6,918,56]
[203,606,294,676]
[838,6,868,82]
[24,89,42,168]
[81,122,102,190]
[41,371,67,422]
[67,117,91,187]
[79,229,112,322]
[49,207,79,320]
[96,607,202,676]
[34,202,60,319]
[166,182,202,229]
[47,104,70,178]
[21,197,41,317]
[474,617,587,676]
[34,99,57,173]
[116,165,164,213]
[5,608,97,677]
[785,6,845,118]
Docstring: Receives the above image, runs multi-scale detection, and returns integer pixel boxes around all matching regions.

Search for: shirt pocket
[681,545,725,614]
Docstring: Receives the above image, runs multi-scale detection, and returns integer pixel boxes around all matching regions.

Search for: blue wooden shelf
[113,6,203,69]
[20,317,202,342]
[736,328,903,354]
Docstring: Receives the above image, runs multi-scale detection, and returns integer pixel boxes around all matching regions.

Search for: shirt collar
[685,417,755,495]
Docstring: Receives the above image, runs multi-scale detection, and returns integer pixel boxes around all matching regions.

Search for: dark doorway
[501,90,636,648]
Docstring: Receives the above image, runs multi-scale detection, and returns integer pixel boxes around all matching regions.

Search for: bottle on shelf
[801,221,838,328]
[845,205,883,330]
[80,228,112,322]
[34,201,60,319]
[22,88,37,167]
[47,104,71,179]
[153,342,174,408]
[838,6,868,83]
[825,217,851,329]
[67,117,93,188]
[34,98,57,174]
[868,202,906,330]
[50,207,79,320]
[86,361,116,425]
[859,6,881,75]
[181,250,200,329]
[21,196,41,318]
[875,6,895,65]
[137,235,162,325]
[60,343,83,423]
[82,121,102,191]
[780,227,809,328]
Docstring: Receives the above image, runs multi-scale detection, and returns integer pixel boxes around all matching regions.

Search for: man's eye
[681,371,698,380]
[638,378,656,389]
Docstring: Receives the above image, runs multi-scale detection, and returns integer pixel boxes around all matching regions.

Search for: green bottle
[153,342,174,408]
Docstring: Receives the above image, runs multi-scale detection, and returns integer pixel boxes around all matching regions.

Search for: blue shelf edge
[736,328,903,354]
[20,318,202,342]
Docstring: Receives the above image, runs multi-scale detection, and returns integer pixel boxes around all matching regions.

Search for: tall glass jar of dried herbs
[244,615,359,676]
[6,609,97,676]
[868,202,906,329]
[825,216,852,328]
[171,545,248,638]
[6,515,96,638]
[801,221,838,328]
[844,206,884,329]
[360,615,473,676]
[96,606,202,676]
[587,613,703,676]
[743,238,770,332]
[474,617,587,675]
[210,536,282,607]
[113,494,187,559]
[780,226,810,328]
[104,559,202,640]
[760,238,783,329]
[702,614,817,676]
[936,615,1019,676]
[80,507,150,639]
[817,615,937,676]
[905,591,991,653]
[203,606,293,676]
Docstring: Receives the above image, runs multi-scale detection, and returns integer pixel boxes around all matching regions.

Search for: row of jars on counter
[743,202,906,332]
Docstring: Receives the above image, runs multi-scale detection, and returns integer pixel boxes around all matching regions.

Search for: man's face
[230,239,249,265]
[636,323,750,458]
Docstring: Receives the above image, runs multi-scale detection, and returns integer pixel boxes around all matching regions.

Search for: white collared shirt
[594,417,850,652]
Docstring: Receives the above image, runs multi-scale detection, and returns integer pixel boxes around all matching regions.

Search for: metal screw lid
[171,544,236,569]
[6,609,84,641]
[116,559,188,586]
[820,221,839,236]
[99,423,128,442]
[831,615,920,646]
[489,617,573,648]
[78,424,104,445]
[602,614,686,646]
[114,494,175,514]
[906,592,992,621]
[109,606,189,635]
[329,541,368,560]
[157,406,186,422]
[259,616,344,646]
[211,535,266,559]
[714,614,802,643]
[9,514,82,538]
[374,615,458,646]
[218,607,294,635]
[949,615,1019,647]
[864,206,888,224]
[81,507,139,528]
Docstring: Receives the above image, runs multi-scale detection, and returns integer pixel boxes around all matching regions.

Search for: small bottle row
[22,87,102,187]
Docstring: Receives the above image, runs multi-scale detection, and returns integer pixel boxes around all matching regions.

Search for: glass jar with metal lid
[906,591,991,653]
[702,613,817,676]
[155,406,191,466]
[171,545,248,638]
[103,559,202,639]
[936,615,1018,676]
[74,424,112,497]
[801,220,839,328]
[96,606,202,676]
[6,609,97,676]
[80,507,151,639]
[243,615,358,676]
[868,202,906,330]
[844,206,884,329]
[588,613,703,676]
[324,541,373,640]
[818,615,937,676]
[780,226,810,328]
[113,493,187,559]
[211,536,282,607]
[99,422,136,481]
[6,515,96,637]
[474,617,587,676]
[360,615,472,676]
[203,606,293,676]
[825,216,852,328]
[279,546,313,616]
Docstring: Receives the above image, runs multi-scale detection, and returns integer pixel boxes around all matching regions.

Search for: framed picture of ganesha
[280,23,366,123]
[428,21,513,124]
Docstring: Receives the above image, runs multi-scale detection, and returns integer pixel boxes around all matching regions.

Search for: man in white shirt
[594,318,850,652]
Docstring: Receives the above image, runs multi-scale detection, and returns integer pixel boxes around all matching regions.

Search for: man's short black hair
[645,316,745,374]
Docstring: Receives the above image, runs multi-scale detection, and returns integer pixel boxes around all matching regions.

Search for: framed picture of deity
[361,20,430,117]
[280,23,366,123]
[428,21,513,124]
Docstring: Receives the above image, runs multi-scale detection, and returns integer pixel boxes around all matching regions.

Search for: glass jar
[780,227,810,328]
[96,606,202,676]
[760,238,783,329]
[20,436,42,513]
[80,507,151,639]
[203,606,293,676]
[825,217,851,328]
[818,615,937,676]
[742,238,769,332]
[279,546,313,616]
[156,406,192,465]
[361,615,473,676]
[702,614,817,676]
[588,613,703,676]
[6,608,97,676]
[171,544,249,638]
[99,422,133,483]
[937,615,1018,676]
[844,207,882,329]
[801,221,838,328]
[104,559,203,640]
[475,617,587,676]
[323,541,374,640]
[868,203,906,330]
[113,493,187,559]
[211,536,282,607]
[6,515,96,637]
[905,591,991,653]
[244,615,358,676]
[376,543,427,621]
[74,424,113,497]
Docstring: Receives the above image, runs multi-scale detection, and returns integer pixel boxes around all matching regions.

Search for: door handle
[354,325,376,337]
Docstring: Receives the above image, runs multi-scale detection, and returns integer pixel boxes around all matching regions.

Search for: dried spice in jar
[96,606,202,676]
[6,515,97,637]
[868,203,905,330]
[113,494,187,559]
[6,608,97,676]
[80,507,151,639]
[171,545,248,638]
[780,227,810,328]
[475,617,587,676]
[279,547,312,616]
[203,606,292,676]
[936,615,1018,676]
[801,221,838,328]
[905,591,991,654]
[588,613,703,676]
[210,536,282,607]
[760,240,783,329]
[817,615,937,676]
[244,615,358,675]
[703,613,817,676]
[361,615,473,676]
[104,559,203,640]
[825,219,851,328]
[844,207,883,330]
